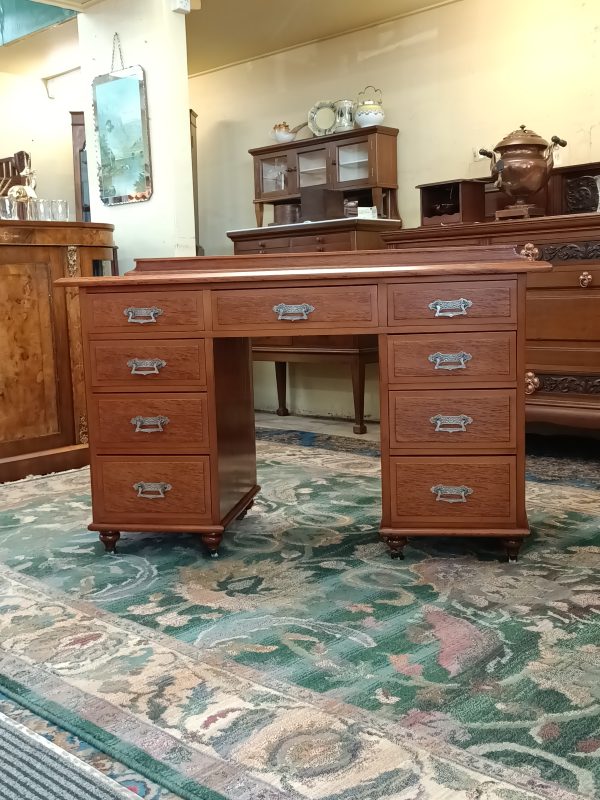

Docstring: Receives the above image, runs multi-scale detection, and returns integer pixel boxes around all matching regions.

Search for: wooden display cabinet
[250,126,399,226]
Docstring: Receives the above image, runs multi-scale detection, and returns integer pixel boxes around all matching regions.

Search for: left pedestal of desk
[0,221,116,483]
[79,285,258,555]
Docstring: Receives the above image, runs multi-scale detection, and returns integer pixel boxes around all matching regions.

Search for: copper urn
[480,125,566,219]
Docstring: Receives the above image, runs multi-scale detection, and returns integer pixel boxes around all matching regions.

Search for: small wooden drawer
[89,339,207,389]
[390,455,516,526]
[212,285,377,331]
[387,279,517,328]
[526,262,600,289]
[89,393,210,453]
[387,331,516,386]
[84,289,204,333]
[388,389,516,451]
[234,237,290,253]
[527,288,600,341]
[290,233,353,252]
[92,455,211,525]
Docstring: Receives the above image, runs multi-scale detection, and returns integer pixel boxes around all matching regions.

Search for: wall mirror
[92,65,152,205]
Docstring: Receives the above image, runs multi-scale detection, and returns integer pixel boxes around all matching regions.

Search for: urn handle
[551,136,567,148]
[479,148,494,159]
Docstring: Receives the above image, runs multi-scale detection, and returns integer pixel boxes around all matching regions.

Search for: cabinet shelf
[249,126,400,226]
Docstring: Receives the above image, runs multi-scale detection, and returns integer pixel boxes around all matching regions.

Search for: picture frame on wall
[92,65,153,206]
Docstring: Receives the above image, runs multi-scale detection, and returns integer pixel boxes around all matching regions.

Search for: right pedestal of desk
[383,212,600,430]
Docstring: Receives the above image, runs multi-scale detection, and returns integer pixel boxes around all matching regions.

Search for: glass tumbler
[0,197,16,220]
[52,199,70,221]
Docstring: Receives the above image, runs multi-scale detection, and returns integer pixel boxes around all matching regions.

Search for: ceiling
[185,0,458,75]
[32,0,457,74]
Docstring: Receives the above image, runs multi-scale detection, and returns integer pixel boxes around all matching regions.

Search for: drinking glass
[0,197,16,220]
[27,199,42,220]
[51,199,70,221]
[37,199,53,221]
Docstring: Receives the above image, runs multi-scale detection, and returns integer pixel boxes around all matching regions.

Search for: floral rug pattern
[0,432,598,799]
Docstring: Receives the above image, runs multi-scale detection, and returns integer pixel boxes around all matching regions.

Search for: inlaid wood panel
[388,389,516,451]
[387,279,517,328]
[89,392,210,453]
[387,331,516,385]
[92,455,211,525]
[89,339,207,389]
[390,456,516,526]
[84,289,205,333]
[212,285,377,330]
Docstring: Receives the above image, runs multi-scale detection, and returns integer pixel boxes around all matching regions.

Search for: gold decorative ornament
[525,371,540,395]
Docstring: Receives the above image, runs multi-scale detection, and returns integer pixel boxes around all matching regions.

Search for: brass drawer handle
[430,413,473,433]
[428,298,473,318]
[428,351,472,370]
[133,481,171,499]
[127,358,167,376]
[579,271,593,288]
[130,415,170,433]
[123,306,163,324]
[431,484,473,503]
[272,302,315,321]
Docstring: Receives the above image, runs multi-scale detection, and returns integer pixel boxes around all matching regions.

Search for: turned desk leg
[255,203,264,227]
[99,531,120,553]
[351,357,367,434]
[275,362,290,416]
[381,534,408,559]
[201,532,223,558]
[504,538,524,562]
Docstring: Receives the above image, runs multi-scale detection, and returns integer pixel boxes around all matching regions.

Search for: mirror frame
[92,65,153,206]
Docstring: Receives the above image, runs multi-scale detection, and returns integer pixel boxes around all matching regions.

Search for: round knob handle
[258,241,266,247]
[259,249,266,254]
[316,236,323,243]
[525,371,540,395]
[579,271,593,288]
[316,246,325,252]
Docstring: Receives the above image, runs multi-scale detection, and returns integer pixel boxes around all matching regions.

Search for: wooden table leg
[351,356,367,434]
[275,361,289,416]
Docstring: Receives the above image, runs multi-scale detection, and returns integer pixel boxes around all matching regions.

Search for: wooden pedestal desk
[59,246,549,561]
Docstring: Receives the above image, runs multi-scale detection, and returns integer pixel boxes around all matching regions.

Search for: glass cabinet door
[335,140,370,186]
[297,146,328,188]
[259,154,294,197]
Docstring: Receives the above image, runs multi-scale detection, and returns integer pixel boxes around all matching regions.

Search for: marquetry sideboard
[59,246,549,561]
[383,213,600,429]
[0,220,116,482]
[227,218,402,432]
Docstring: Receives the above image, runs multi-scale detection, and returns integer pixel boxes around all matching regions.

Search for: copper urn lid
[494,124,549,150]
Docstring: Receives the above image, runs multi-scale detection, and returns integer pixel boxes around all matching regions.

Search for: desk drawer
[390,456,516,526]
[213,285,377,330]
[388,389,516,450]
[290,233,352,252]
[85,290,204,333]
[89,339,207,389]
[93,455,211,525]
[388,280,517,328]
[234,237,290,253]
[387,332,516,385]
[89,393,210,453]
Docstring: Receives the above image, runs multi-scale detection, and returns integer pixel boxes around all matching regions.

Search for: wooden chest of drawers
[62,247,546,561]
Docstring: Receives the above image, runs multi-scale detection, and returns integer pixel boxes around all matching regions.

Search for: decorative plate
[307,101,337,136]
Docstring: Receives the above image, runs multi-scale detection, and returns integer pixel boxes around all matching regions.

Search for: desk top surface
[57,246,550,289]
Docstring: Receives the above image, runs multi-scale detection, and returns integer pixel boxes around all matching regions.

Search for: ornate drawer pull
[430,414,473,433]
[579,271,593,288]
[431,484,473,503]
[123,306,163,324]
[133,481,172,499]
[428,351,472,370]
[127,358,167,376]
[272,302,315,321]
[428,298,473,318]
[130,415,170,433]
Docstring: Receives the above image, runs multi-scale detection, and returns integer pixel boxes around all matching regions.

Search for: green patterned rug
[0,429,598,799]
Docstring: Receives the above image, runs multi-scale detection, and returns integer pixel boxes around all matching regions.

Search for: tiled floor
[254,411,381,443]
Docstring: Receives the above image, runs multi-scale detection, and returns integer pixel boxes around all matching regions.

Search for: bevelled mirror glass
[92,65,152,205]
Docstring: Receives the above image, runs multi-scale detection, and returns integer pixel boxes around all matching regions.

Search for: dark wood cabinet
[250,126,400,226]
[382,212,600,429]
[0,221,116,482]
[227,218,402,433]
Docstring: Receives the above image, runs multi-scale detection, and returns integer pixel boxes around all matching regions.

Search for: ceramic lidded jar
[354,86,385,127]
[479,125,566,204]
[271,122,296,143]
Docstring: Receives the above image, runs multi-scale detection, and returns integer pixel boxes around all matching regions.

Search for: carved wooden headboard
[0,151,29,195]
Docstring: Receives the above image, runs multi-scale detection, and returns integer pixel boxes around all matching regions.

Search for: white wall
[188,0,600,420]
[78,0,196,271]
[0,20,82,213]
